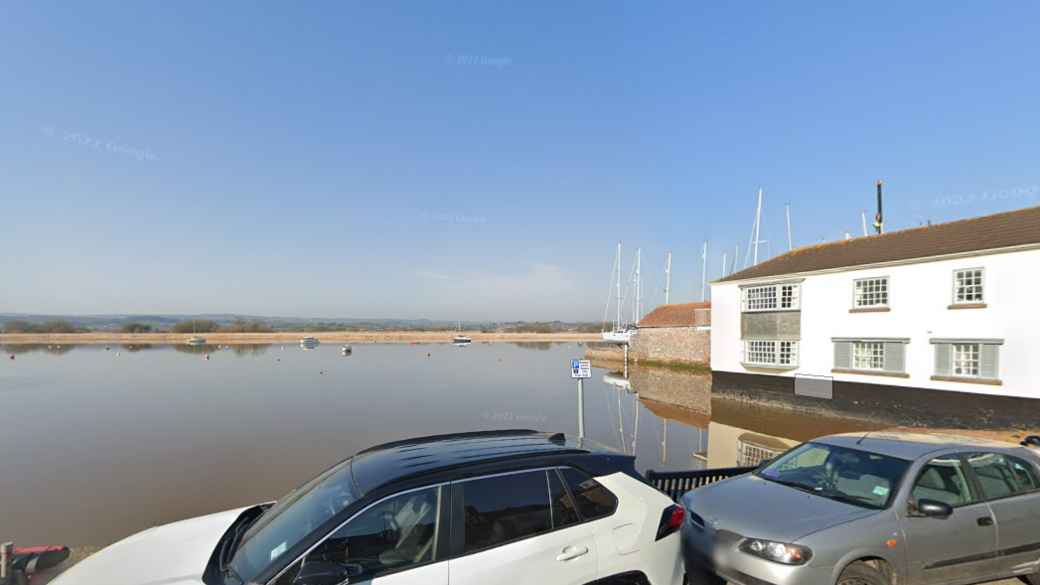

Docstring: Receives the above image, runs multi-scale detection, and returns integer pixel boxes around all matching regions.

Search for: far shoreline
[0,332,606,345]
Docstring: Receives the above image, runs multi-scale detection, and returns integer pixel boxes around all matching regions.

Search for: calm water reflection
[0,342,706,547]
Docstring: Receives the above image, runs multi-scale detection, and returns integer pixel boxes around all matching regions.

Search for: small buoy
[105,347,110,351]
[205,355,210,360]
[8,355,13,360]
[277,358,281,361]
[408,342,412,347]
[426,352,431,357]
[320,370,324,375]
[117,352,122,357]
[497,358,501,362]
[281,346,284,350]
[355,344,359,348]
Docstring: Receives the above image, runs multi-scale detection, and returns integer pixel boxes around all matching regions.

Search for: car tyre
[837,562,888,585]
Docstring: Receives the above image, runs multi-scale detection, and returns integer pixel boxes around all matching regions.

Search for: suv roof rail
[356,429,541,455]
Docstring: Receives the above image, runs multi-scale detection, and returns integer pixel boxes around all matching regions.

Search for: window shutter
[883,342,905,373]
[834,341,851,369]
[935,343,952,376]
[980,344,1000,380]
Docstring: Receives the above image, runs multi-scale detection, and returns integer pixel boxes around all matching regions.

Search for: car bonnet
[681,475,880,543]
[51,507,249,585]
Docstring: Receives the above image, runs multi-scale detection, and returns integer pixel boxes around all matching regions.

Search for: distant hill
[0,313,596,332]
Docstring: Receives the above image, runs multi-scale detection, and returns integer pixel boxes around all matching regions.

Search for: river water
[0,341,709,547]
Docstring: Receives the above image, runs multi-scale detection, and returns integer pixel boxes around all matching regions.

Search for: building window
[953,343,980,377]
[833,339,907,374]
[743,340,798,367]
[742,283,800,312]
[853,277,888,308]
[853,342,885,370]
[932,339,1002,382]
[738,440,785,467]
[953,268,984,304]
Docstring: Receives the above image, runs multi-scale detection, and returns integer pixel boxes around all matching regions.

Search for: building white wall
[711,247,1040,400]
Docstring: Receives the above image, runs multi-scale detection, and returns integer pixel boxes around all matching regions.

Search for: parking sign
[571,359,591,378]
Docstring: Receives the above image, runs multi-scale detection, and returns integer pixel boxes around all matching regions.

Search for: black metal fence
[646,466,756,502]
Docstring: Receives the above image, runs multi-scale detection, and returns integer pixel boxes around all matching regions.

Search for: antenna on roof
[856,431,872,445]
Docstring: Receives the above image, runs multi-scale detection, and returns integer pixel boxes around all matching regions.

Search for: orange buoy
[408,342,412,347]
[205,355,210,360]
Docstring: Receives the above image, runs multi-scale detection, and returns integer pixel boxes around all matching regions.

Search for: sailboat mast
[634,248,642,325]
[721,251,727,278]
[753,187,763,266]
[861,212,868,237]
[786,202,793,251]
[664,250,672,305]
[700,241,708,302]
[615,241,622,328]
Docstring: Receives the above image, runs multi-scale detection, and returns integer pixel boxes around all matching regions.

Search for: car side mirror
[916,499,954,518]
[293,561,350,585]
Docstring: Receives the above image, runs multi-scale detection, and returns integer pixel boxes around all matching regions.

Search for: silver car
[681,432,1040,585]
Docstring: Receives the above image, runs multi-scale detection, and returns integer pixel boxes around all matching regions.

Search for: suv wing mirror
[915,499,954,518]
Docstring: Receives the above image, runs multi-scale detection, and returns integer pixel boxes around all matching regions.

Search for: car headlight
[739,538,813,565]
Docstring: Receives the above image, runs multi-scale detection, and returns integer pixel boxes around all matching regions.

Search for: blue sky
[2,1,1038,321]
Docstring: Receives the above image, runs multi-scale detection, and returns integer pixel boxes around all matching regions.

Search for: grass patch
[638,360,710,374]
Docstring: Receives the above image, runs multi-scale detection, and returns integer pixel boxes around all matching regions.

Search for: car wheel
[836,562,888,585]
[1020,569,1040,585]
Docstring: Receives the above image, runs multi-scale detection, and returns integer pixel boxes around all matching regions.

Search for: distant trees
[3,320,89,334]
[120,322,153,334]
[222,318,274,333]
[170,320,220,334]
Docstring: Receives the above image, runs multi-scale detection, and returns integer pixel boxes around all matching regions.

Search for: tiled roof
[716,205,1040,283]
[637,302,710,327]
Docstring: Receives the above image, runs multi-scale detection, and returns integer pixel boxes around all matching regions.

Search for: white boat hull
[602,330,631,345]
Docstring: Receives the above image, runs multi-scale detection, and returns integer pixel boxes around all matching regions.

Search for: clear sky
[2,1,1038,322]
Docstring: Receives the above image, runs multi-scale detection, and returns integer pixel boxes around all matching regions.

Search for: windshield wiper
[761,476,818,495]
[821,493,880,508]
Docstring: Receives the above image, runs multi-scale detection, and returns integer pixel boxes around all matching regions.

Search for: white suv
[54,430,685,585]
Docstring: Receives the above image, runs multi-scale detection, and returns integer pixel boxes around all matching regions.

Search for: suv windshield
[755,442,909,509]
[229,459,359,580]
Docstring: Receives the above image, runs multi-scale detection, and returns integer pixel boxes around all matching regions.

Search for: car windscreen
[754,442,910,509]
[229,458,359,580]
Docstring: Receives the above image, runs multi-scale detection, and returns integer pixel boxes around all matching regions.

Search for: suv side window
[460,471,552,554]
[911,455,977,508]
[549,469,580,529]
[965,452,1028,499]
[273,486,441,585]
[559,467,618,521]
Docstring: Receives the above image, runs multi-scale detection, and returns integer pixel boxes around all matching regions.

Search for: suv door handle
[555,546,589,562]
[977,517,994,527]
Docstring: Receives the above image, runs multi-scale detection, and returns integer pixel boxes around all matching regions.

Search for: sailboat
[185,319,206,346]
[453,319,471,345]
[602,243,642,345]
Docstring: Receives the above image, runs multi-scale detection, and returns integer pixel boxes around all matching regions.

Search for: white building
[709,205,1040,427]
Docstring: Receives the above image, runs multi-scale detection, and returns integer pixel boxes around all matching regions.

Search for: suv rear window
[559,468,617,521]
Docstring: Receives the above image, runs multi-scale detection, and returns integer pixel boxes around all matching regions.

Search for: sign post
[571,360,591,438]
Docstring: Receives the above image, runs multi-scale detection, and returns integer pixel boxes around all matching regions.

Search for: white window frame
[853,277,889,308]
[742,283,800,312]
[832,338,909,374]
[852,342,885,371]
[742,340,798,368]
[952,343,980,378]
[931,338,1002,382]
[952,268,985,304]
